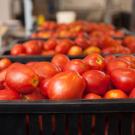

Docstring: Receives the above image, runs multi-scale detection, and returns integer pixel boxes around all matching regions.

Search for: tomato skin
[83,70,110,96]
[64,59,90,75]
[106,59,130,73]
[47,71,86,100]
[23,41,41,55]
[104,89,128,99]
[111,68,135,93]
[0,89,20,100]
[83,53,105,70]
[84,93,102,99]
[11,44,26,56]
[5,63,39,94]
[51,54,70,71]
[0,58,12,71]
[28,62,60,80]
[44,39,57,51]
[129,88,135,98]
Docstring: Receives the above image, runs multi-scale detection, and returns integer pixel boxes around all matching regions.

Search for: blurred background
[0,0,134,50]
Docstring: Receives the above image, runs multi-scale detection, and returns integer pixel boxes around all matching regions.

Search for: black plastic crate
[0,56,134,135]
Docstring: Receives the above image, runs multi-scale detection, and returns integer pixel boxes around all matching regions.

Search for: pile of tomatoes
[0,53,135,100]
[10,21,135,56]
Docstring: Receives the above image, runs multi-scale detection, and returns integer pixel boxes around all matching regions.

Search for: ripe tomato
[43,39,57,51]
[106,59,130,73]
[83,70,110,95]
[0,89,20,100]
[51,54,70,71]
[23,41,41,55]
[47,71,86,100]
[104,89,128,99]
[55,39,73,54]
[0,58,12,71]
[28,62,60,80]
[5,63,39,94]
[39,78,50,97]
[129,88,135,98]
[83,53,105,70]
[83,46,101,55]
[84,93,102,99]
[64,59,90,74]
[111,68,135,93]
[68,46,83,56]
[10,44,26,56]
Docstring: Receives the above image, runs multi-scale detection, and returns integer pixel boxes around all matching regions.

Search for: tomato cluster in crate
[10,21,135,56]
[0,54,135,100]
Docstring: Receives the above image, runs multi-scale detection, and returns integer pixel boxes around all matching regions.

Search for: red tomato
[64,59,90,74]
[68,46,83,56]
[51,54,70,71]
[24,89,45,101]
[23,41,41,55]
[84,93,102,99]
[43,39,57,51]
[11,44,26,56]
[5,63,39,94]
[55,39,73,54]
[0,58,12,71]
[104,55,116,64]
[111,68,135,93]
[0,89,20,100]
[83,70,110,95]
[106,59,130,73]
[39,78,50,97]
[0,69,8,89]
[129,88,135,98]
[83,53,105,70]
[104,89,128,99]
[47,71,86,100]
[29,62,60,80]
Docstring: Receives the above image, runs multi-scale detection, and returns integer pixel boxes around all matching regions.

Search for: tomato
[84,93,102,99]
[83,70,110,95]
[64,59,90,74]
[10,44,26,56]
[0,69,8,89]
[111,68,135,93]
[129,88,135,98]
[51,54,70,71]
[23,41,41,55]
[5,63,39,94]
[43,39,57,51]
[39,78,50,97]
[104,55,116,64]
[83,53,105,70]
[68,46,83,56]
[47,71,86,100]
[55,39,73,54]
[0,58,12,71]
[0,89,20,100]
[24,89,45,101]
[106,59,130,73]
[104,89,128,99]
[28,62,60,80]
[83,46,101,55]
[42,50,55,56]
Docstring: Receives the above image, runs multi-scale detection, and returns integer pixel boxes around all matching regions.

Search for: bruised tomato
[0,89,20,100]
[11,44,26,56]
[47,71,86,100]
[5,63,39,94]
[83,70,110,95]
[104,89,128,99]
[84,93,102,99]
[51,54,70,71]
[83,53,105,70]
[64,59,90,74]
[28,62,60,80]
[0,58,12,71]
[111,68,135,93]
